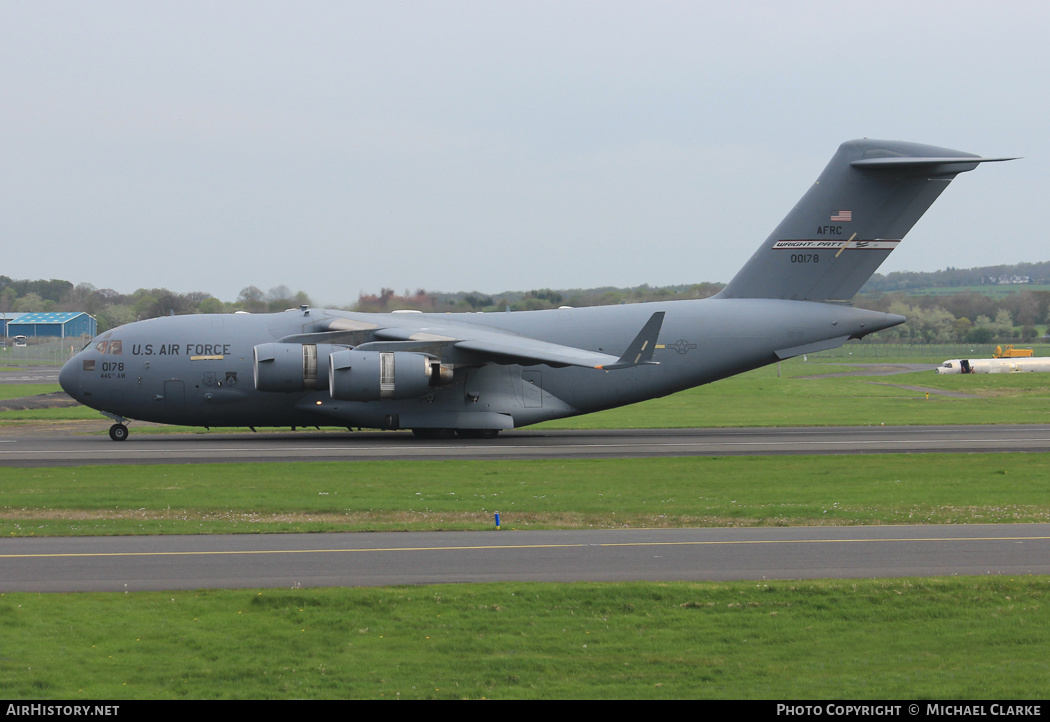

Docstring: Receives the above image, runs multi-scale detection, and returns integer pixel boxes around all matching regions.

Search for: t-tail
[718,139,1015,301]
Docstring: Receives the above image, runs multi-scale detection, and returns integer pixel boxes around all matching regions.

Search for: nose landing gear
[102,412,131,442]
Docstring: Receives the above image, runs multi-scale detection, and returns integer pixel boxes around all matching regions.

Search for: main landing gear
[411,428,501,439]
[109,423,129,442]
[455,429,500,439]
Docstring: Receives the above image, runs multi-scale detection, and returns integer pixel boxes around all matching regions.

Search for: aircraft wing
[306,311,665,371]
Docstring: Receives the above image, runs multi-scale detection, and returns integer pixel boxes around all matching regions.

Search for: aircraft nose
[59,356,80,398]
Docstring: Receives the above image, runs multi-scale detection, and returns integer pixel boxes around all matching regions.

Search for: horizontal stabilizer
[851,155,1018,170]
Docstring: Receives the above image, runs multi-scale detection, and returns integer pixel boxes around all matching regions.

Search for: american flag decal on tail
[831,210,852,221]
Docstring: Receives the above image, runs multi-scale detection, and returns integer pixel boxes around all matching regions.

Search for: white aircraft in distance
[937,358,1050,374]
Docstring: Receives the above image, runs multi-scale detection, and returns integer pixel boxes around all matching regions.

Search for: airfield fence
[1,338,84,366]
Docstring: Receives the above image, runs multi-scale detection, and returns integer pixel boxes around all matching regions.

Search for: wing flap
[454,311,664,370]
[454,334,620,368]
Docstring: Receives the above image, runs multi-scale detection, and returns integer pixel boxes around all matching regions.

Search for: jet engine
[254,343,344,392]
[328,349,450,401]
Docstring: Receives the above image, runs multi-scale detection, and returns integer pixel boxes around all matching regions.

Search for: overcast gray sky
[2,1,1042,306]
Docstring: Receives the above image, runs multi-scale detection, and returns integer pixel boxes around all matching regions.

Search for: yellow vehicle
[994,345,1034,358]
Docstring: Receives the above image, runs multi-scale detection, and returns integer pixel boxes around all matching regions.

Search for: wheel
[109,424,129,442]
[456,429,500,439]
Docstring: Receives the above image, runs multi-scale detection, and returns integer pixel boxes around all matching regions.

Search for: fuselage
[59,298,901,432]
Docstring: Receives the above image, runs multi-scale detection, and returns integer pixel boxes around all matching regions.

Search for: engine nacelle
[329,349,443,401]
[254,343,343,392]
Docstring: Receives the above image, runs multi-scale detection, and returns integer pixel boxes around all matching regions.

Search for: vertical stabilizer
[717,139,1014,301]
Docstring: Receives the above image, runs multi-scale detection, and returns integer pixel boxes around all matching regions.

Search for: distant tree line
[4,261,1050,343]
[854,289,1049,343]
[0,276,312,333]
[351,283,726,313]
[862,261,1050,293]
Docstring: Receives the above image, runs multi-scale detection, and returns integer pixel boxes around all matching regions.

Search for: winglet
[597,312,665,370]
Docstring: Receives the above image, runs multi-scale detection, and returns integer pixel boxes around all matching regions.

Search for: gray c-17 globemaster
[60,139,1013,441]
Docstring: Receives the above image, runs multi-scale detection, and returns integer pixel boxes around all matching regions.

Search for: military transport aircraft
[59,139,1013,441]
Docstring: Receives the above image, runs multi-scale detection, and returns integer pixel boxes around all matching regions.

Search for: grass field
[0,384,67,402]
[2,454,1048,536]
[541,360,1050,428]
[3,578,1047,699]
[2,350,1049,699]
[902,283,1050,297]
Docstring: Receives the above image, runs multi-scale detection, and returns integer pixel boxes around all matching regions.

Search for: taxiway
[3,524,1048,593]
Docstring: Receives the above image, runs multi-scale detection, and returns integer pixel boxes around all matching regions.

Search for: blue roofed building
[0,313,16,338]
[6,312,97,339]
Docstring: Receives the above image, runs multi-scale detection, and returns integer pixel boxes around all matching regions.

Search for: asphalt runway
[4,423,1050,466]
[3,524,1048,593]
[0,365,60,384]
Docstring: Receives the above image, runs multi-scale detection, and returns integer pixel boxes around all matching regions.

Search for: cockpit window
[94,340,123,355]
